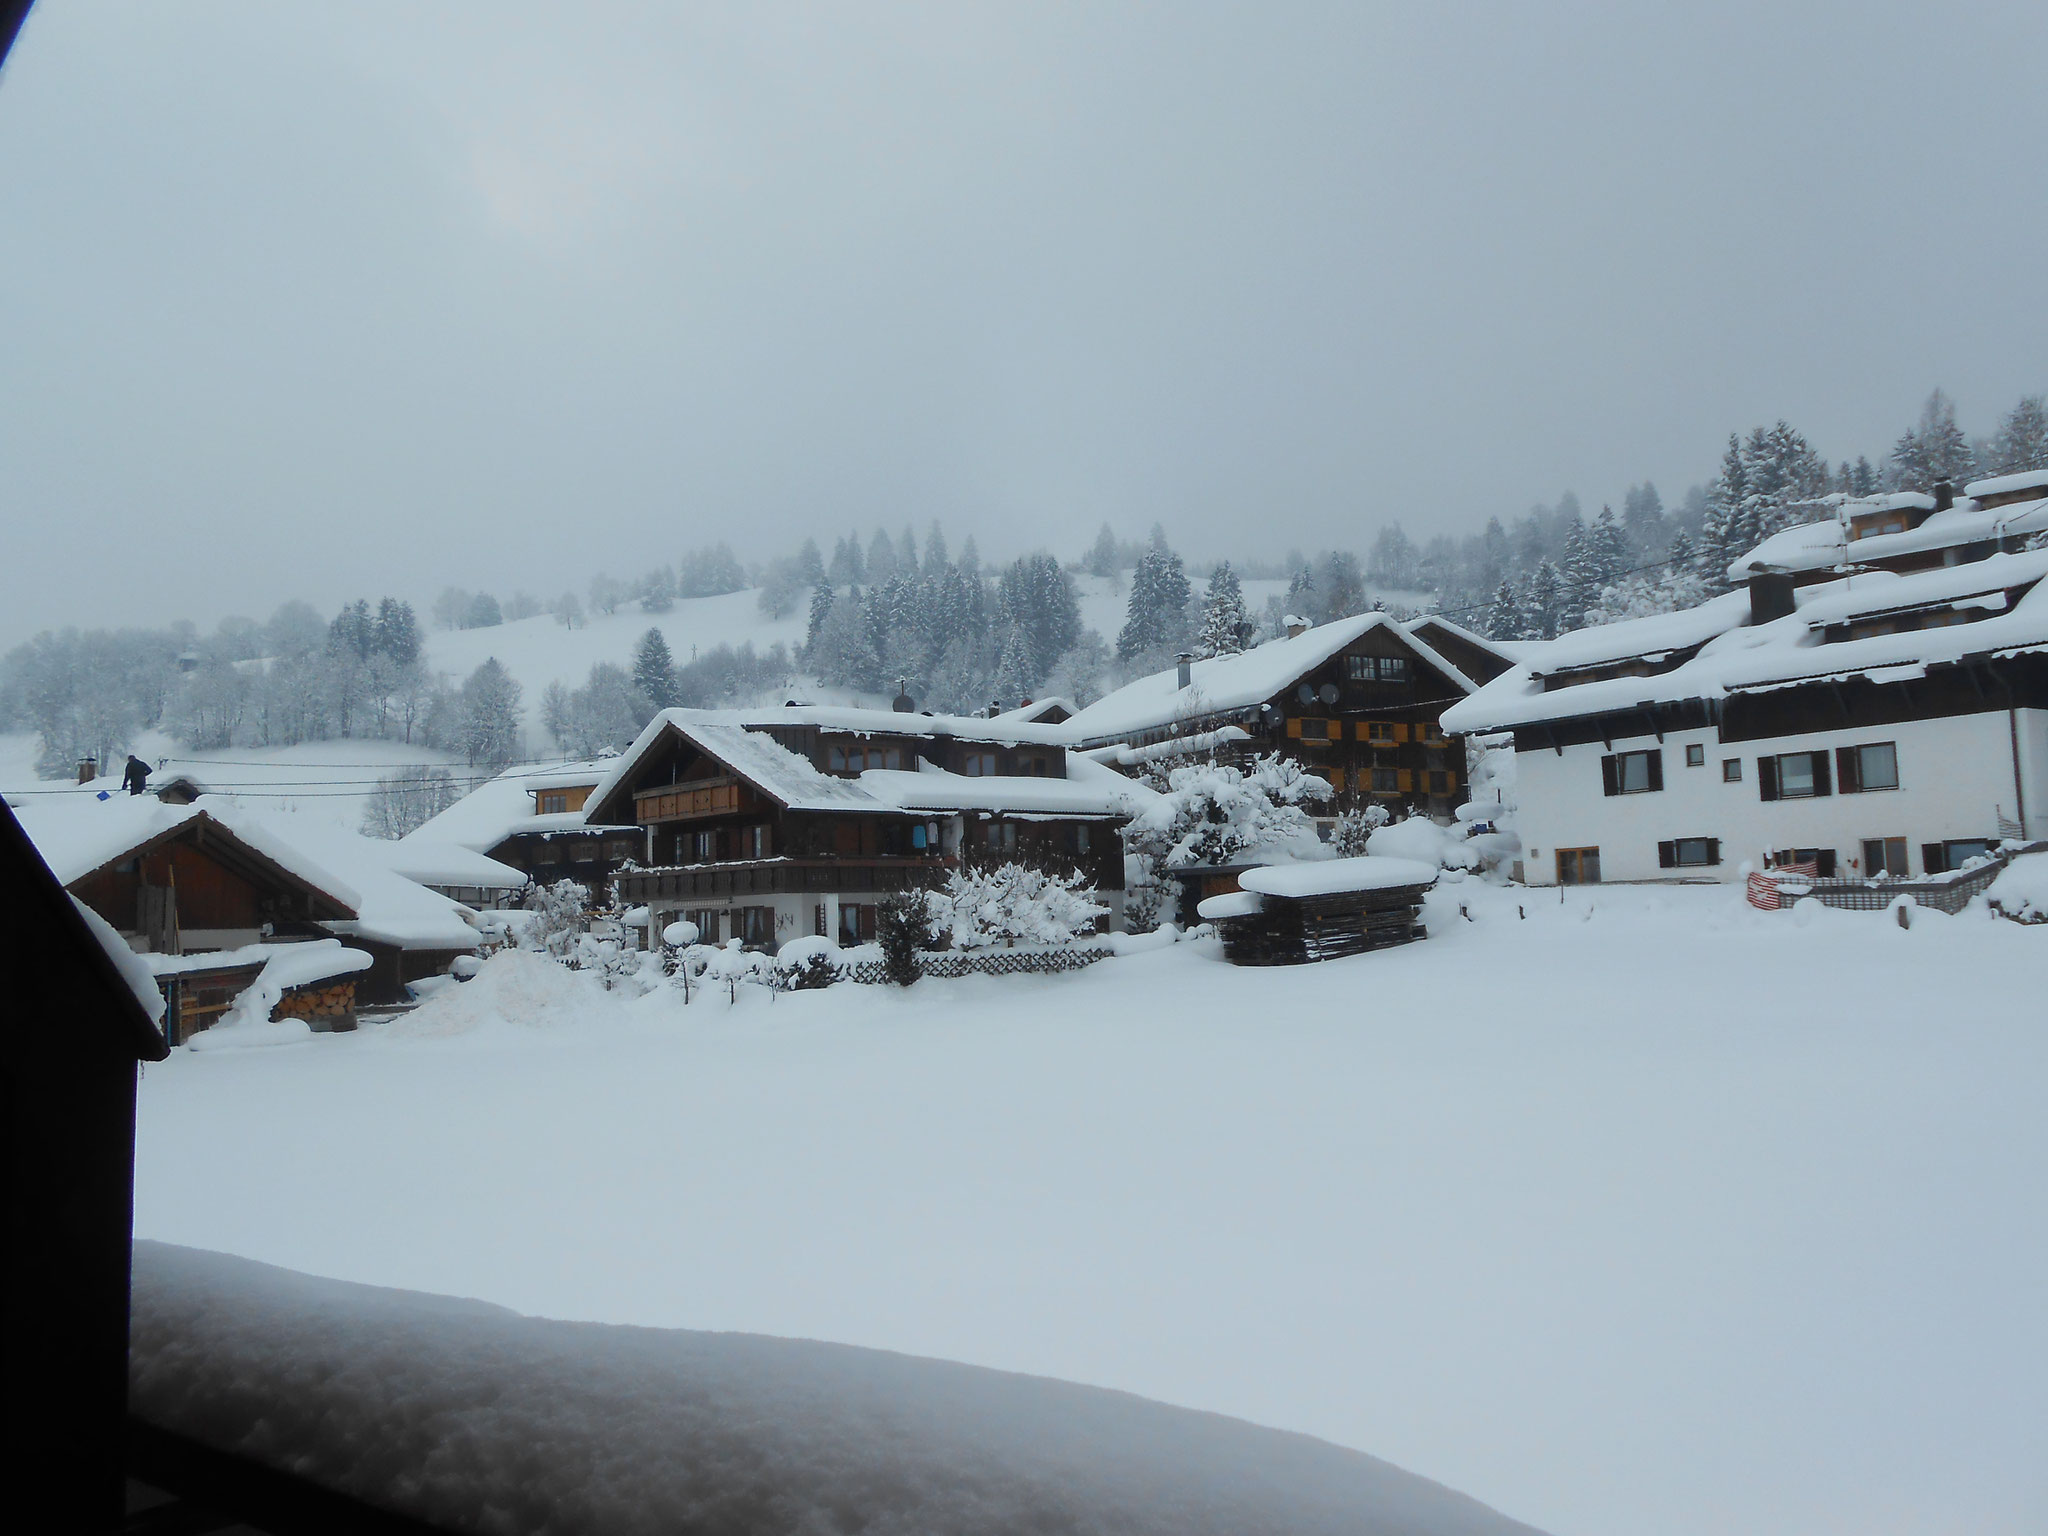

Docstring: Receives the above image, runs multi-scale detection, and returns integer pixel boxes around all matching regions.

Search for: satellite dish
[1318,682,1339,705]
[1297,683,1315,704]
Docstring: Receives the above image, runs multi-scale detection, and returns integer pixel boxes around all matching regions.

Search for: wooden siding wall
[71,840,267,935]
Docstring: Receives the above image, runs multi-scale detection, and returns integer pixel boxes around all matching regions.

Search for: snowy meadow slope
[132,884,2048,1536]
[416,573,1299,731]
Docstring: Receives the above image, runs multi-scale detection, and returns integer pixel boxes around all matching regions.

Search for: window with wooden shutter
[1838,742,1897,792]
[1766,750,1830,797]
[1603,749,1661,795]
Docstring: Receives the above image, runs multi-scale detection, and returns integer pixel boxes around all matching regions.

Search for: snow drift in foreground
[130,1241,1545,1536]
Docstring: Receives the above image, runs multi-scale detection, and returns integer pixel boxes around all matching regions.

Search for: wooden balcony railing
[615,856,951,902]
[633,778,741,824]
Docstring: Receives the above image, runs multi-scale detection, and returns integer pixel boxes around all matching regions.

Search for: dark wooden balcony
[615,856,951,902]
[633,777,747,824]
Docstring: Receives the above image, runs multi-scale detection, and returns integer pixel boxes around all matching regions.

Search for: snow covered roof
[589,708,1119,823]
[406,758,621,855]
[1195,889,1265,921]
[657,717,880,812]
[517,763,615,792]
[729,703,1076,747]
[990,696,1076,724]
[1526,591,1753,676]
[146,936,374,987]
[1728,493,2048,580]
[1060,614,1480,748]
[1239,856,1439,898]
[860,755,1154,818]
[376,837,528,891]
[15,796,361,915]
[251,817,485,952]
[1444,548,2048,734]
[1087,726,1253,769]
[1729,518,1847,577]
[1965,468,2048,501]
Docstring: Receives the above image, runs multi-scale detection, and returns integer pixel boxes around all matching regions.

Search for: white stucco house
[1441,470,2048,885]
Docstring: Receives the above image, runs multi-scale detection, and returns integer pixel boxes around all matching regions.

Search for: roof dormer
[1843,492,1938,543]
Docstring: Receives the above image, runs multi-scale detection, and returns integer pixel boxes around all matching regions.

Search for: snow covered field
[132,883,2048,1536]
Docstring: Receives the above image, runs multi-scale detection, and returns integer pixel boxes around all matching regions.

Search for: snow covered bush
[1330,805,1390,858]
[1122,851,1167,935]
[1127,753,1331,870]
[876,890,928,986]
[929,864,1106,950]
[571,933,663,995]
[775,935,843,990]
[520,879,590,961]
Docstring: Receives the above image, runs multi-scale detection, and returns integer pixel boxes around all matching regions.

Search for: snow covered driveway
[135,886,2048,1536]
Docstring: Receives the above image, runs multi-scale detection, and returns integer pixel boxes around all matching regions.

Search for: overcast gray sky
[3,1,2045,643]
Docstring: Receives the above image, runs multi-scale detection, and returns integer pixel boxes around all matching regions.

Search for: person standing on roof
[122,755,152,796]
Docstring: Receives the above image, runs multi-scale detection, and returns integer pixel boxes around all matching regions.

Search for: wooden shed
[1197,856,1437,965]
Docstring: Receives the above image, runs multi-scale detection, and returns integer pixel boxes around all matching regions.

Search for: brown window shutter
[1286,718,1302,739]
[1921,843,1943,875]
[1397,769,1413,792]
[1646,751,1664,791]
[1758,756,1779,801]
[1601,754,1620,796]
[1658,840,1676,868]
[1394,722,1411,744]
[1812,751,1832,796]
[1706,839,1721,865]
[1836,745,1859,793]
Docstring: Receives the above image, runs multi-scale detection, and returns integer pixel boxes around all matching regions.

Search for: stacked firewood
[272,980,357,1024]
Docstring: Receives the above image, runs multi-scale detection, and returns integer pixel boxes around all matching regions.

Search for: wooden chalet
[587,707,1139,946]
[8,799,436,1040]
[57,807,355,954]
[404,759,645,900]
[1062,613,1513,821]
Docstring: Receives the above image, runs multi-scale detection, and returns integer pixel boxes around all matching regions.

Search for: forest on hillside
[5,388,2044,788]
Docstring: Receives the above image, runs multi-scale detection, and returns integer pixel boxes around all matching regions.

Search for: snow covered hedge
[130,1241,1544,1536]
[927,863,1107,949]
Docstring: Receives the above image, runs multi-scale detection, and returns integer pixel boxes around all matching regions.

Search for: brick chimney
[1285,614,1311,639]
[76,755,97,785]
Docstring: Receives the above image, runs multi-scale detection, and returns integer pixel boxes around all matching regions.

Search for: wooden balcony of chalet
[633,777,750,824]
[616,855,951,903]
